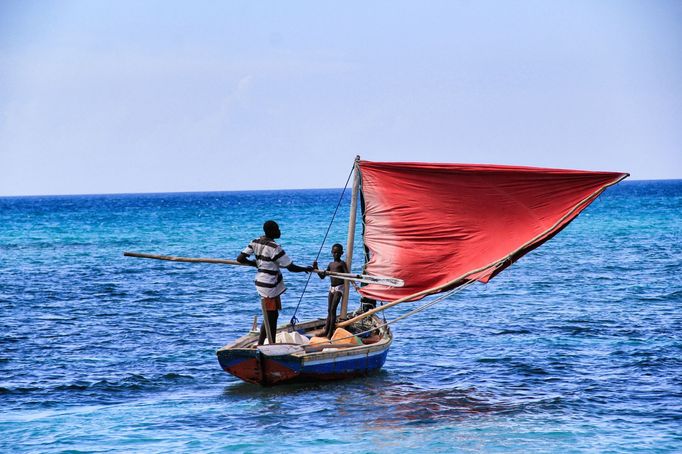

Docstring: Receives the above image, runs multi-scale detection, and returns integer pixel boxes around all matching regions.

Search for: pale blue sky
[1,0,680,196]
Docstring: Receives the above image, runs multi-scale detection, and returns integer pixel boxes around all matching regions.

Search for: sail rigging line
[289,161,356,328]
[339,172,629,328]
[329,280,477,343]
[380,279,475,327]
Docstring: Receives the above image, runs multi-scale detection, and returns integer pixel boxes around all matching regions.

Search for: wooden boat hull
[216,317,391,386]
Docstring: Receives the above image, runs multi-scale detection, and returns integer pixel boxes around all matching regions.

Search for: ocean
[1,180,680,453]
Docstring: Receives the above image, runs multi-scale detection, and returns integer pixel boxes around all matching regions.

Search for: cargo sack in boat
[331,328,363,346]
[264,331,310,345]
[287,331,310,345]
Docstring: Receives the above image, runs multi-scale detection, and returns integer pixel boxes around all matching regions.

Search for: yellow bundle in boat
[309,336,332,345]
[331,328,362,346]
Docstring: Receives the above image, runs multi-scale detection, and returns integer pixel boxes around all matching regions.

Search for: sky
[1,0,680,196]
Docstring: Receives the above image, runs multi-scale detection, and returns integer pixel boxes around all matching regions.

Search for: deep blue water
[1,181,681,453]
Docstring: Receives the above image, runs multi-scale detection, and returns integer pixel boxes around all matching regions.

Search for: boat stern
[216,347,262,384]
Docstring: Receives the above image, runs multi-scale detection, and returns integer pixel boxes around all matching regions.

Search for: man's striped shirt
[241,236,292,298]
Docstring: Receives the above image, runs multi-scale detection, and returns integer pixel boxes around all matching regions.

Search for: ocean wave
[493,329,532,335]
[0,373,195,397]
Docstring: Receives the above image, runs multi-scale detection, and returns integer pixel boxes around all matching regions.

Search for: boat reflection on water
[222,379,514,431]
[352,384,514,429]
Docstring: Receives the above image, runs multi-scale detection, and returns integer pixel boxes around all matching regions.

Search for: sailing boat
[215,157,628,385]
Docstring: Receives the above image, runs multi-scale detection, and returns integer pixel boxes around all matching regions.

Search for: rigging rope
[289,162,356,328]
[330,280,477,342]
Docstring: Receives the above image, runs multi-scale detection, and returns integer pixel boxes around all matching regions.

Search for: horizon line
[0,177,679,199]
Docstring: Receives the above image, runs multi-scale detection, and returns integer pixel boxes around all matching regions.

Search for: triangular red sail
[357,161,628,302]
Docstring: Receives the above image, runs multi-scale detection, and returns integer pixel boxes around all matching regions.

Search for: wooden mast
[341,155,361,317]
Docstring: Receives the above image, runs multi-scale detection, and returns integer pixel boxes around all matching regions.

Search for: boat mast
[341,155,361,317]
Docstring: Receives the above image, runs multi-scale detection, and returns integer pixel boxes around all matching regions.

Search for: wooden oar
[123,252,404,287]
[124,251,249,266]
[316,270,404,287]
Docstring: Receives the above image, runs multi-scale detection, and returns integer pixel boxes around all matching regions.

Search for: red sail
[357,161,628,302]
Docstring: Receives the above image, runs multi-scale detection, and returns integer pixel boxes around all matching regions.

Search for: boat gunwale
[216,316,392,360]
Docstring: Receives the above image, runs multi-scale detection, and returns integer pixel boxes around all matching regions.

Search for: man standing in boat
[237,220,313,345]
[313,243,348,338]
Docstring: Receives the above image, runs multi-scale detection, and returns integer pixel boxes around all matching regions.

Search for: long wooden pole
[123,251,402,286]
[260,300,275,344]
[341,155,361,317]
[123,251,249,266]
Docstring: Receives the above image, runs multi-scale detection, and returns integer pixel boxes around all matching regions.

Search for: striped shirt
[241,236,292,298]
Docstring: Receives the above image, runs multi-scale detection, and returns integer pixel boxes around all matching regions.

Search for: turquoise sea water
[1,181,681,453]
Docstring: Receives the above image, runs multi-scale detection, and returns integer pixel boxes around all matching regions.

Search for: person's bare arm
[287,263,313,273]
[312,261,326,279]
[236,253,256,267]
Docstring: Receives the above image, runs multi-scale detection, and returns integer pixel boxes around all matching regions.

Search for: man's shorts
[262,296,282,311]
